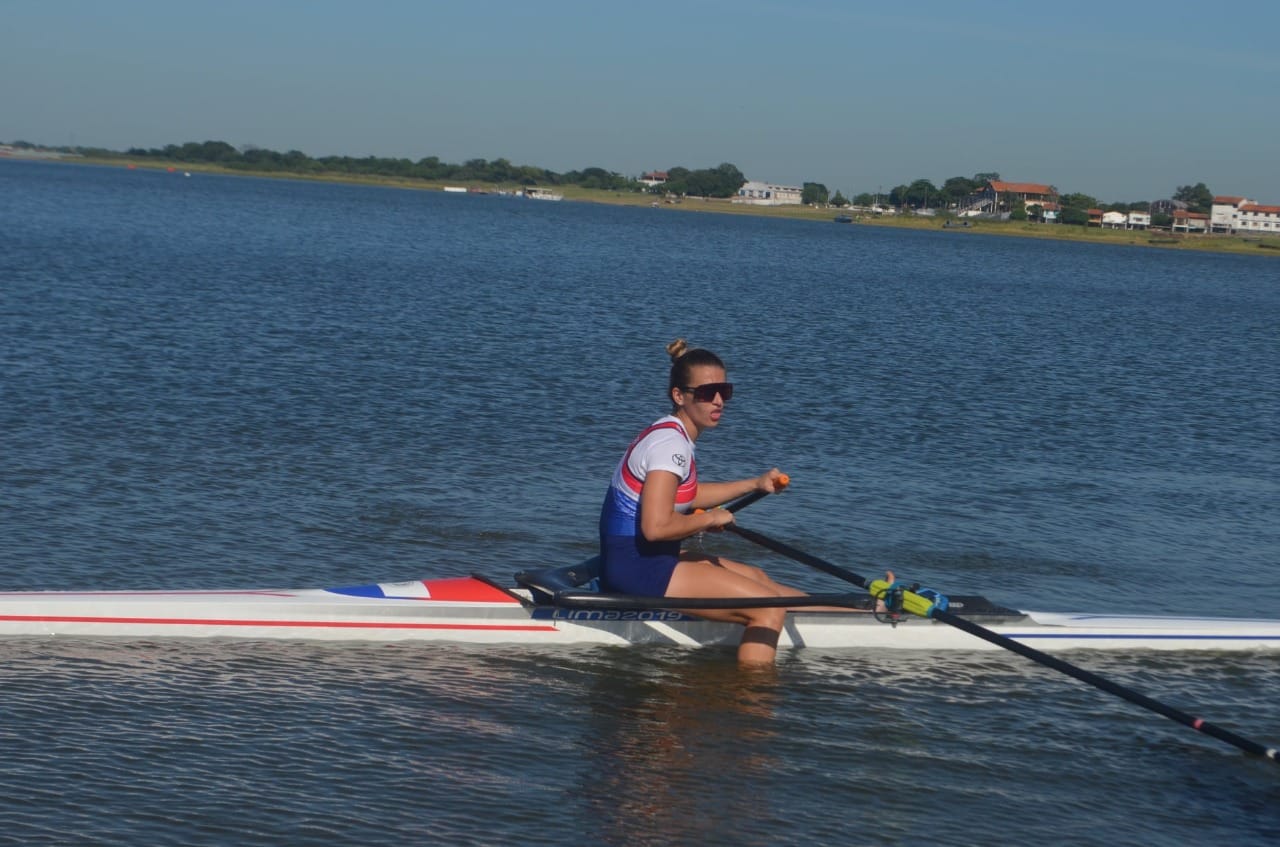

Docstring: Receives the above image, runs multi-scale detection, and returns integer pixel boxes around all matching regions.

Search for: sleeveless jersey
[599,416,698,538]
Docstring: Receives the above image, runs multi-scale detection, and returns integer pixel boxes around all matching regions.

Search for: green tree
[712,162,746,197]
[283,150,315,172]
[1060,192,1099,210]
[830,190,848,207]
[664,163,744,198]
[802,182,829,205]
[1060,207,1090,226]
[941,176,978,207]
[199,140,238,162]
[416,156,444,179]
[564,166,631,190]
[1173,182,1213,213]
[906,179,939,209]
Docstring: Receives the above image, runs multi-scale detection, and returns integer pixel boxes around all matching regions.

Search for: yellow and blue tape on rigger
[867,580,949,618]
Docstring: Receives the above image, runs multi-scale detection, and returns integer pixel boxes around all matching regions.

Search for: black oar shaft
[933,609,1277,761]
[727,524,870,588]
[731,523,1279,765]
[723,489,772,514]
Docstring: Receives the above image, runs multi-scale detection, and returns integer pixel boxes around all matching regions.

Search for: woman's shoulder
[638,415,689,442]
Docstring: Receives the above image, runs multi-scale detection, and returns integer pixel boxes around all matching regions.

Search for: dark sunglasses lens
[694,383,733,402]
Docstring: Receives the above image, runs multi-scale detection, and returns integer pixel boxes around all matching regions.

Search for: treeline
[8,138,1220,218]
[828,171,1217,226]
[119,140,642,190]
[794,174,1003,209]
[49,139,751,197]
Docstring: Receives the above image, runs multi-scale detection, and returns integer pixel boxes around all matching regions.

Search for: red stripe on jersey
[619,421,698,505]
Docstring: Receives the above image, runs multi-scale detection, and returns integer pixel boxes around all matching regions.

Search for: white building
[1211,196,1250,233]
[1100,210,1150,230]
[1237,202,1280,234]
[1101,211,1128,229]
[733,180,803,206]
[1172,210,1210,233]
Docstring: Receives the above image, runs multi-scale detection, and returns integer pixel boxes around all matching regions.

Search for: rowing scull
[2,561,1278,651]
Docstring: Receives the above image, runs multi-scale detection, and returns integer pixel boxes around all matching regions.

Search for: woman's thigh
[668,556,778,598]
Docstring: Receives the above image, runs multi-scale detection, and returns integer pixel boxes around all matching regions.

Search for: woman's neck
[673,409,700,441]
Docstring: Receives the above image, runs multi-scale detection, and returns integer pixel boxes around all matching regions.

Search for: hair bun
[666,338,689,362]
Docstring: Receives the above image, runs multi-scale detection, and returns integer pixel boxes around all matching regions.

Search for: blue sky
[4,0,1278,203]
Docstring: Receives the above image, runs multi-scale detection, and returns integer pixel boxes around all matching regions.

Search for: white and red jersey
[599,416,698,538]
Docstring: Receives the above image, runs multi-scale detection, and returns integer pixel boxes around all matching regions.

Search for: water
[1,160,1278,845]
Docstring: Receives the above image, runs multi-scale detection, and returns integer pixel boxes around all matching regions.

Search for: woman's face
[672,364,730,432]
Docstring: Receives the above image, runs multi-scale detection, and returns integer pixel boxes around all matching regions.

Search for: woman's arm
[690,468,786,510]
[638,471,733,541]
[639,468,787,542]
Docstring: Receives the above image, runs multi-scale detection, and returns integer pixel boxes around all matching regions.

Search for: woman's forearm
[691,478,761,510]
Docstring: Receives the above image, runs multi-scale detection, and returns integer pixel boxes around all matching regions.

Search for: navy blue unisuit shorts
[600,534,681,596]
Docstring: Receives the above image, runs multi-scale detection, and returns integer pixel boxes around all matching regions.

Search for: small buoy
[184,172,191,177]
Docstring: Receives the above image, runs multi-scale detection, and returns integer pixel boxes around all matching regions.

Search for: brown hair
[666,338,726,395]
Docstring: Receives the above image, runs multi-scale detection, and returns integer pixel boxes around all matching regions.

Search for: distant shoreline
[16,155,1276,259]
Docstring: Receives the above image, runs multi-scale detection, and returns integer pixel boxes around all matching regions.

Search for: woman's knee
[743,606,786,631]
[740,564,773,586]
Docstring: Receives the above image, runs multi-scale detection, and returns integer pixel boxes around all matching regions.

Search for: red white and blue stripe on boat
[325,577,517,603]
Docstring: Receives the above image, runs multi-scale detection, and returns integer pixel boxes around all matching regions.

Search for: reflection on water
[579,654,780,845]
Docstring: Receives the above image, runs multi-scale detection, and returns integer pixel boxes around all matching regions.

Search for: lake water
[1,159,1277,846]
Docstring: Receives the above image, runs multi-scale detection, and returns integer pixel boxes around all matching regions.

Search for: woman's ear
[670,385,685,409]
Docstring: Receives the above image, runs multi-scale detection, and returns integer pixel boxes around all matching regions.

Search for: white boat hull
[3,576,1280,651]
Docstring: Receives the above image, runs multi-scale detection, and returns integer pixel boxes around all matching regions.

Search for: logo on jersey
[672,453,687,467]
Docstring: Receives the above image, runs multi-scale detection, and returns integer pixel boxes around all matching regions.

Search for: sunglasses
[681,382,734,403]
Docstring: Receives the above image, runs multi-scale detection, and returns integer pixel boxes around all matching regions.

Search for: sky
[3,0,1279,203]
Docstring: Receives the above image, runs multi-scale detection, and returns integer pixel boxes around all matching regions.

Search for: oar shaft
[934,609,1279,762]
[726,524,870,588]
[731,523,1279,765]
[553,591,866,611]
[724,490,771,514]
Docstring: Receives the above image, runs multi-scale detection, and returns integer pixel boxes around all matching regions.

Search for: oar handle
[723,473,790,514]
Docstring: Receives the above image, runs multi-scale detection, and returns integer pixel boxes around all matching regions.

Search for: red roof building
[962,180,1059,215]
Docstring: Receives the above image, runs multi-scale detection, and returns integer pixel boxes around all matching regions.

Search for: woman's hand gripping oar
[718,472,790,515]
[727,522,1279,765]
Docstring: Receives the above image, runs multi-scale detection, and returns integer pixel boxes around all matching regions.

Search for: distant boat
[833,214,853,223]
[442,186,468,194]
[523,187,564,201]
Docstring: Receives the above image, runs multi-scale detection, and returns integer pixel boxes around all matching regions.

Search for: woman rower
[598,338,837,665]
